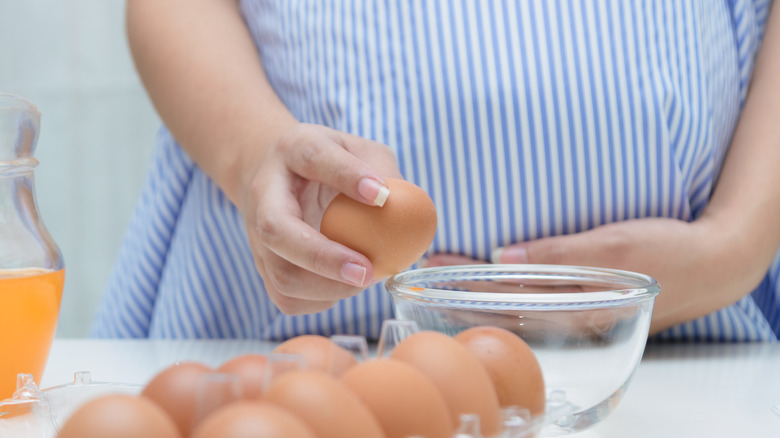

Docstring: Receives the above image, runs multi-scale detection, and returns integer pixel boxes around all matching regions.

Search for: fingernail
[358,177,390,207]
[341,262,367,287]
[491,246,528,264]
[490,248,503,264]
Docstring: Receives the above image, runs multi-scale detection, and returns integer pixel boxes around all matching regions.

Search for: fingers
[426,229,612,269]
[424,254,486,267]
[257,215,371,289]
[248,173,374,314]
[250,244,344,315]
[260,252,367,302]
[282,125,393,207]
[265,287,339,316]
[492,227,620,267]
[250,226,366,314]
[253,177,373,287]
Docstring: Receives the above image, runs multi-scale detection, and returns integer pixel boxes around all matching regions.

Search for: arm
[127,0,294,203]
[427,3,780,335]
[702,2,780,278]
[644,3,780,330]
[677,2,780,328]
[126,0,401,314]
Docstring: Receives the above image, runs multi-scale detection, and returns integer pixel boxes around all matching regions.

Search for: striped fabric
[92,0,779,342]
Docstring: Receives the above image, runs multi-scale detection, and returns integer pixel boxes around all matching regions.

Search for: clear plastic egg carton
[1,374,574,438]
[0,320,576,438]
[451,393,574,438]
[0,371,142,438]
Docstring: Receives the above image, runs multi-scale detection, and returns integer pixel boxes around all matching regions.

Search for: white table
[7,340,780,437]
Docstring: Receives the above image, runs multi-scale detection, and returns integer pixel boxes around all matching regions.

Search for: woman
[93,0,780,342]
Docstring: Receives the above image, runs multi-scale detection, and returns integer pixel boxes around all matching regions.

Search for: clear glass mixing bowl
[386,264,660,434]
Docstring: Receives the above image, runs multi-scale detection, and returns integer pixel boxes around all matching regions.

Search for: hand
[424,217,763,334]
[241,123,402,315]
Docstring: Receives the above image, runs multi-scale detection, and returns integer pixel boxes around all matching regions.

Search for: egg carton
[1,373,574,438]
[0,371,142,438]
[0,320,577,438]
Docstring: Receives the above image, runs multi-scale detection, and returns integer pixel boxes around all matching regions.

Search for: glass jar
[0,93,64,400]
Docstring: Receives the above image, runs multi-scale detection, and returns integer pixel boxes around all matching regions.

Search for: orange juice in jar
[0,268,65,398]
[0,94,64,400]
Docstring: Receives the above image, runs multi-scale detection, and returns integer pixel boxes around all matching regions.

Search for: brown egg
[341,359,452,438]
[57,394,180,438]
[455,326,546,416]
[141,361,213,437]
[271,335,357,376]
[390,331,503,437]
[191,401,316,438]
[217,354,268,399]
[320,178,437,279]
[264,370,385,438]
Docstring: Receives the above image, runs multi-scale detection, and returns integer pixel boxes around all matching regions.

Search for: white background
[0,0,160,336]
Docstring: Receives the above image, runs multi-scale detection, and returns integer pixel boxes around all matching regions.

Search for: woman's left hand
[424,216,767,335]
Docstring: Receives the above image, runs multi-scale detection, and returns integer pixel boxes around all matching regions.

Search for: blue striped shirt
[92,0,780,342]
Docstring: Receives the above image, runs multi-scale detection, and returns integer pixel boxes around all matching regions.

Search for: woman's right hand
[126,1,402,316]
[240,123,402,315]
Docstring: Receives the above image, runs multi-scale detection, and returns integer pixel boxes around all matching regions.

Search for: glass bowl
[385,264,660,434]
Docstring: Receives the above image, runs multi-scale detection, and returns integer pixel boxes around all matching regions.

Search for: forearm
[700,4,780,293]
[126,0,296,204]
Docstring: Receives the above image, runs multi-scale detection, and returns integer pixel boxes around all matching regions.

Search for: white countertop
[9,340,780,437]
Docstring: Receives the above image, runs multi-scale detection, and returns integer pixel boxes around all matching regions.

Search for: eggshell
[455,326,546,416]
[217,354,268,399]
[57,394,180,438]
[264,370,385,438]
[340,358,453,438]
[320,178,437,279]
[141,361,213,437]
[190,401,316,438]
[271,335,357,376]
[390,331,503,437]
